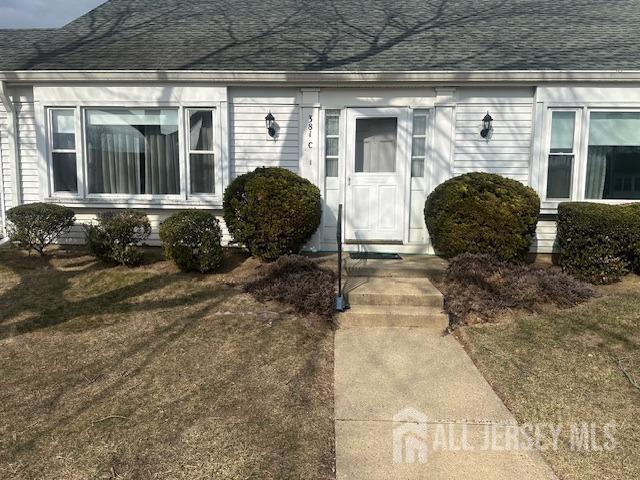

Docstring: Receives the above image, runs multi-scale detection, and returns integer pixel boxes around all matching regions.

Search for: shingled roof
[1,0,640,72]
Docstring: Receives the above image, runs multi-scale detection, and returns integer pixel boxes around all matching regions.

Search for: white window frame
[324,109,341,178]
[186,107,221,197]
[82,106,184,201]
[411,109,429,178]
[47,107,82,198]
[43,103,224,206]
[542,108,581,202]
[541,106,640,206]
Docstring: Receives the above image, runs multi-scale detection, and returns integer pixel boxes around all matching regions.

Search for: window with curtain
[188,109,215,194]
[86,109,180,195]
[325,110,340,177]
[586,112,640,200]
[50,109,78,193]
[546,111,576,199]
[411,111,428,177]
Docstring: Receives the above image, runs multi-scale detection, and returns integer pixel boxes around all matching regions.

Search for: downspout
[0,81,21,214]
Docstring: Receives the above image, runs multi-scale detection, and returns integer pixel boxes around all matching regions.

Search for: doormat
[349,252,402,260]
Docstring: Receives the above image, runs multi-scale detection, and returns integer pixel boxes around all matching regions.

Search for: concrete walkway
[334,260,557,480]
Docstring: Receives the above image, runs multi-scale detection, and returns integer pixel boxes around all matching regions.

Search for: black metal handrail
[335,204,348,311]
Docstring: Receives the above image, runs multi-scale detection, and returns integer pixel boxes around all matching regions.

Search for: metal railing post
[335,204,348,311]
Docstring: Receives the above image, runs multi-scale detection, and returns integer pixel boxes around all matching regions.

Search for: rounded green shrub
[6,202,75,255]
[160,210,223,273]
[223,167,322,260]
[424,172,540,262]
[84,210,151,267]
[557,202,640,284]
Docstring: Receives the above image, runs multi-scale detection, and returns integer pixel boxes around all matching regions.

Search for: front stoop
[338,261,448,330]
[334,258,558,480]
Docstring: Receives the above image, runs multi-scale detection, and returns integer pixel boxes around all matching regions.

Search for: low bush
[84,210,151,267]
[159,210,223,273]
[223,167,322,260]
[6,203,75,255]
[243,255,336,317]
[557,202,640,284]
[441,253,595,328]
[424,172,540,262]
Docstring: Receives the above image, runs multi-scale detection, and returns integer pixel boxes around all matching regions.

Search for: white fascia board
[3,70,640,84]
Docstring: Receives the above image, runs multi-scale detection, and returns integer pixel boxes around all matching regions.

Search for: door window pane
[586,112,640,199]
[190,154,215,194]
[52,152,78,192]
[190,110,213,151]
[355,117,397,173]
[86,109,180,195]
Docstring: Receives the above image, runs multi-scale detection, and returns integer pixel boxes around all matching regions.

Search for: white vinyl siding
[17,102,41,204]
[230,104,300,178]
[58,209,230,246]
[0,104,10,215]
[454,102,533,183]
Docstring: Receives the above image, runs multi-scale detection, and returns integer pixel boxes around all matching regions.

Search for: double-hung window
[49,109,78,193]
[544,109,640,202]
[545,110,577,200]
[188,109,216,194]
[47,106,219,201]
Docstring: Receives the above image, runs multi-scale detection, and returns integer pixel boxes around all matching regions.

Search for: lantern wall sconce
[480,112,493,138]
[265,112,277,138]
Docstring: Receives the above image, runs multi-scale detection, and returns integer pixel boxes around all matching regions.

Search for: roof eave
[2,69,640,84]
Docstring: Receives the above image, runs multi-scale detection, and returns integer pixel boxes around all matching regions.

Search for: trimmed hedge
[6,203,75,255]
[424,172,540,262]
[557,202,640,284]
[84,210,151,267]
[160,210,223,273]
[223,167,322,260]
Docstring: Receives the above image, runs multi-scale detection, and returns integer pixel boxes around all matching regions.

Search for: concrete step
[345,276,444,307]
[344,257,448,279]
[338,304,449,329]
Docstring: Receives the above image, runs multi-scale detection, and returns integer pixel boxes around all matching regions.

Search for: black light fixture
[480,112,493,138]
[265,112,276,138]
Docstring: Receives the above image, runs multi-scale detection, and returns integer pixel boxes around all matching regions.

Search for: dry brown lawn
[0,247,334,480]
[459,275,640,480]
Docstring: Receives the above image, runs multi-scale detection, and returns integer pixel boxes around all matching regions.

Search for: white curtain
[585,146,608,199]
[144,127,180,194]
[88,126,141,194]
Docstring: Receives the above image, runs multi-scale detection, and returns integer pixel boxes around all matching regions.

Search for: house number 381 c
[307,114,313,149]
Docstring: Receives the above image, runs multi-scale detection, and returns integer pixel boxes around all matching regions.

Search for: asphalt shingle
[1,0,639,71]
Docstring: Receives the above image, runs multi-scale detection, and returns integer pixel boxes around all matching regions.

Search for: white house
[1,0,640,253]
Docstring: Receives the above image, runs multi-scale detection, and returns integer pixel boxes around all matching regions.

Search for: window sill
[44,196,224,210]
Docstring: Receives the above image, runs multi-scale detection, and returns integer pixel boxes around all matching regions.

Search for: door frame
[342,107,412,244]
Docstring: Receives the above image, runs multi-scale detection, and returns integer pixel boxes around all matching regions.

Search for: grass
[0,247,334,480]
[459,275,640,480]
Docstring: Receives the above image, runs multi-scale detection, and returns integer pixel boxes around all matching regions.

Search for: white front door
[345,108,410,242]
